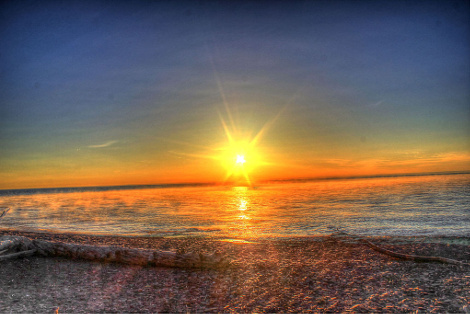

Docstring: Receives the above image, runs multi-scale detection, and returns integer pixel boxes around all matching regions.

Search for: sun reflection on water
[229,186,258,238]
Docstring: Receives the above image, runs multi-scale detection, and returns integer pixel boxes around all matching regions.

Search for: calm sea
[0,174,469,239]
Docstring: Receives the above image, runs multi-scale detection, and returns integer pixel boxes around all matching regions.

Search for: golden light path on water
[230,186,256,240]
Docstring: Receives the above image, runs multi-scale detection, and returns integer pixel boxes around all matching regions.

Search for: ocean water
[0,174,468,239]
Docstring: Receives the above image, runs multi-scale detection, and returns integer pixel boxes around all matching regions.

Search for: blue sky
[1,0,469,188]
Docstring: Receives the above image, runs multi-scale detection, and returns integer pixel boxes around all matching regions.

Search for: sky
[1,0,469,189]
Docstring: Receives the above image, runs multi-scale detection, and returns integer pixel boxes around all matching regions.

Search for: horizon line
[1,170,469,194]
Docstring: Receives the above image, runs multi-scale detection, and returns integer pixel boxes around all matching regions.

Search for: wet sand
[1,230,469,313]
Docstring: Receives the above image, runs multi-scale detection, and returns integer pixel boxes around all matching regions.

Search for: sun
[164,99,285,186]
[217,121,265,186]
[214,100,288,186]
[236,154,246,165]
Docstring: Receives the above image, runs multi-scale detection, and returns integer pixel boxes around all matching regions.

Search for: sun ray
[209,52,237,134]
[249,103,289,148]
[247,84,306,149]
[217,109,235,144]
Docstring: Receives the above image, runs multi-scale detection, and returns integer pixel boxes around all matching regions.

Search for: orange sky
[2,101,469,189]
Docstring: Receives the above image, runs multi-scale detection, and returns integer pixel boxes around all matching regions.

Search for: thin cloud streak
[88,140,118,149]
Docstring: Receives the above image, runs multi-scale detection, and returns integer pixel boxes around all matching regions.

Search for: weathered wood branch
[335,230,470,266]
[359,238,470,266]
[0,236,229,269]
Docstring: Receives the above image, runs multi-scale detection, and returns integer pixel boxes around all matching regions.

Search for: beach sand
[1,230,469,313]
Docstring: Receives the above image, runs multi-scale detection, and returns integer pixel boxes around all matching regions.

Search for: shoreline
[1,227,469,245]
[1,229,469,312]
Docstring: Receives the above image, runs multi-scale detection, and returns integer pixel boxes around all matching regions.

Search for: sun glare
[169,68,287,186]
[167,105,281,186]
[214,101,286,186]
[216,119,276,188]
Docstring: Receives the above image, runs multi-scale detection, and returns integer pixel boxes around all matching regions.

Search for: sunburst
[165,59,291,185]
[216,105,287,186]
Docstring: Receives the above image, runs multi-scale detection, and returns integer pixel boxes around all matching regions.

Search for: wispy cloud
[88,140,118,148]
[368,100,384,108]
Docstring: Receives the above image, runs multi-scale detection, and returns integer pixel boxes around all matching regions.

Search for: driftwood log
[0,236,228,269]
[0,236,37,261]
